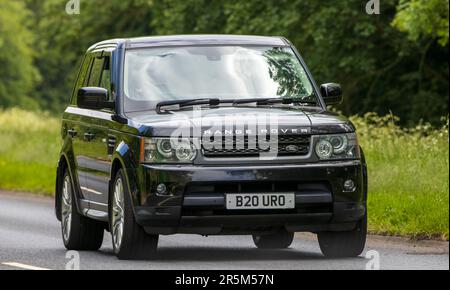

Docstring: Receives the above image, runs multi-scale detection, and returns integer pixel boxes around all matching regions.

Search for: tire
[252,230,294,249]
[110,169,159,260]
[318,147,368,258]
[318,214,367,258]
[60,169,104,251]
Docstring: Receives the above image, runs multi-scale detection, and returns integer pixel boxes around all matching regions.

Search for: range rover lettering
[55,35,368,260]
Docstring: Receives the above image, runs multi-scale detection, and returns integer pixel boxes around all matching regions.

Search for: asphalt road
[0,191,448,270]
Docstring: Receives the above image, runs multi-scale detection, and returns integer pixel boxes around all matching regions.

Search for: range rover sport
[55,35,368,260]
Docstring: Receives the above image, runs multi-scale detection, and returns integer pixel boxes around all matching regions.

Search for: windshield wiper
[260,98,317,105]
[156,98,221,113]
[232,98,271,105]
[156,97,317,114]
[233,97,317,106]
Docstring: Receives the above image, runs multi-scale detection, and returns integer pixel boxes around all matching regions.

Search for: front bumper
[133,160,366,235]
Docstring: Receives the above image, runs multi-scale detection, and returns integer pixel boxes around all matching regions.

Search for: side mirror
[320,83,343,106]
[77,87,115,110]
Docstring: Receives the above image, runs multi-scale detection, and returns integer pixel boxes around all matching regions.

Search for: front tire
[60,169,104,251]
[318,148,368,258]
[317,214,367,258]
[252,230,294,249]
[110,169,159,260]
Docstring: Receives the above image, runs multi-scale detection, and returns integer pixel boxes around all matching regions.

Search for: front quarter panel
[111,134,143,207]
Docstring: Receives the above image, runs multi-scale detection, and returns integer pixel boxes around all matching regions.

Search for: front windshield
[124,46,316,112]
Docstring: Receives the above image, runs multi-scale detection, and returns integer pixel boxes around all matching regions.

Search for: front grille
[202,135,311,157]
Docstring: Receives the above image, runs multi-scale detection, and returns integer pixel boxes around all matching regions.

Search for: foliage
[23,0,154,112]
[0,1,40,109]
[0,108,60,194]
[151,0,449,125]
[0,0,449,124]
[393,0,449,46]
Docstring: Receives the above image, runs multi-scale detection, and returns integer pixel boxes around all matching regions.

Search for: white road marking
[1,262,50,270]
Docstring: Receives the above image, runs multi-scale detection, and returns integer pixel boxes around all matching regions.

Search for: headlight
[141,138,198,163]
[316,139,333,159]
[156,139,174,158]
[315,133,360,160]
[174,140,197,162]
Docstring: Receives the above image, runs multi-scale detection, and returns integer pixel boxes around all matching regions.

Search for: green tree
[25,0,155,111]
[2,0,447,126]
[393,0,449,46]
[152,0,227,34]
[153,0,448,125]
[0,0,39,109]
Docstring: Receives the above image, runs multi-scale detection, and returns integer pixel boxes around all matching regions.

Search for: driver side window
[85,53,112,103]
[100,56,112,100]
[88,54,112,99]
[87,57,105,87]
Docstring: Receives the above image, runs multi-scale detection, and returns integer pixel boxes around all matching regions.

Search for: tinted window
[100,56,111,96]
[71,55,93,105]
[87,57,105,87]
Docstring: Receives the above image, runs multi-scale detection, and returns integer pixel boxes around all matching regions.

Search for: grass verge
[351,113,449,240]
[0,108,59,194]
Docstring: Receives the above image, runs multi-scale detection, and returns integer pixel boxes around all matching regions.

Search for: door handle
[67,129,77,138]
[84,132,95,141]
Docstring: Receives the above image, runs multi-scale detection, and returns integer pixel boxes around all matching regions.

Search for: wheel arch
[55,154,69,221]
[109,141,141,220]
[359,146,368,202]
[55,153,77,221]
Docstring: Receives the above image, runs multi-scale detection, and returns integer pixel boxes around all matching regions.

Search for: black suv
[55,35,368,260]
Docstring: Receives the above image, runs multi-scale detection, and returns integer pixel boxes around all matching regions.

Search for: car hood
[126,107,355,137]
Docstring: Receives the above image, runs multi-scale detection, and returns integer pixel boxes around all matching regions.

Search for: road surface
[0,191,448,270]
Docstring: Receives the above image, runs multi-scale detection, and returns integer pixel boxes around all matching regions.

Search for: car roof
[88,35,289,51]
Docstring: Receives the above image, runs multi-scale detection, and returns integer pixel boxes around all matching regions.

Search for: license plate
[226,193,295,210]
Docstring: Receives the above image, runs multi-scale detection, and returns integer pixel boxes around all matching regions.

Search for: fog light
[156,183,168,195]
[343,180,356,192]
